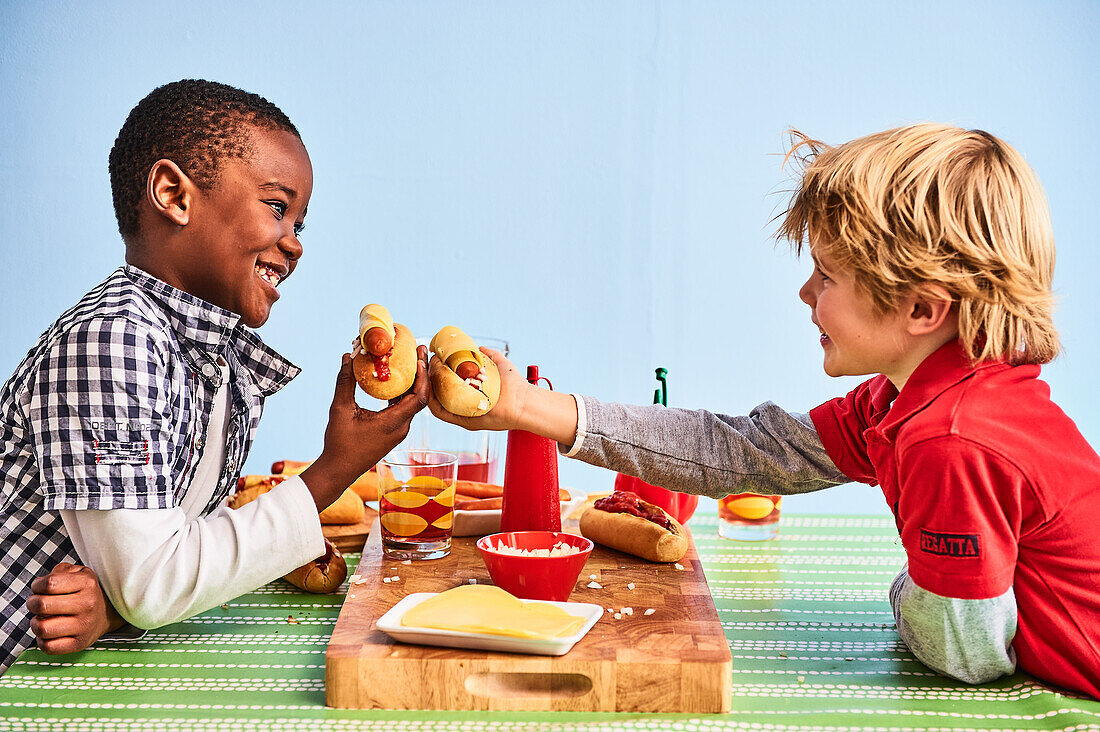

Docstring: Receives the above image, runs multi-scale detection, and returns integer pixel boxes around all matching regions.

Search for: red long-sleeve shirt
[811,340,1100,698]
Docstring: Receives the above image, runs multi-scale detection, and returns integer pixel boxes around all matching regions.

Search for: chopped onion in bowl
[490,540,583,557]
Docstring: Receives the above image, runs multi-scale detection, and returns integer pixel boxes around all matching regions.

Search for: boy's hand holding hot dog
[427,346,578,446]
[301,346,430,512]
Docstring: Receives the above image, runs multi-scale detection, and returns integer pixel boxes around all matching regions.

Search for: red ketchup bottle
[500,366,561,533]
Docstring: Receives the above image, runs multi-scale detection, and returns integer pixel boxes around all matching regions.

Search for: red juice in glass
[378,451,458,560]
[454,452,498,483]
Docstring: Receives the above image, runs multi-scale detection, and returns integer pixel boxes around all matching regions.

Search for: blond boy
[433,124,1100,697]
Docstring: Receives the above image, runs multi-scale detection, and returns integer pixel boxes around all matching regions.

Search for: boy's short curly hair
[109,79,300,241]
[779,123,1059,366]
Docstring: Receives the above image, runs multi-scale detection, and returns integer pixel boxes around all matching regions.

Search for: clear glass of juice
[377,450,458,560]
[718,493,782,541]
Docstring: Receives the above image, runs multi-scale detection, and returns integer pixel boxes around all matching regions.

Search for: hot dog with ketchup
[428,326,501,417]
[579,490,689,563]
[352,304,417,400]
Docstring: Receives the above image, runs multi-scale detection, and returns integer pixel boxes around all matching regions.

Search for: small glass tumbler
[377,450,458,560]
[718,493,782,541]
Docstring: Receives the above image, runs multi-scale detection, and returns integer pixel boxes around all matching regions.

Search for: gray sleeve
[566,395,847,499]
[889,567,1017,684]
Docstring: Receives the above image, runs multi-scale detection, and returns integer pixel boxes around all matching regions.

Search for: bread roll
[352,305,417,401]
[283,540,347,593]
[318,487,366,525]
[348,469,379,501]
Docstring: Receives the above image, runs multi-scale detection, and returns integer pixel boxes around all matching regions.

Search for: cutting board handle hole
[464,672,593,699]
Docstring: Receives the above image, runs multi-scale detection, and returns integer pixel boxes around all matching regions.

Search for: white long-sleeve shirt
[59,358,324,629]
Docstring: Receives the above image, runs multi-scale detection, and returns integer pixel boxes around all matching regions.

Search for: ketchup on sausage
[373,353,391,381]
[593,490,672,530]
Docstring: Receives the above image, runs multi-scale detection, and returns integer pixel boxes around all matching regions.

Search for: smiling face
[164,125,313,328]
[798,245,912,382]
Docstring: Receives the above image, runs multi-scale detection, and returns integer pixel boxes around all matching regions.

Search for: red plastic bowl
[476,531,594,602]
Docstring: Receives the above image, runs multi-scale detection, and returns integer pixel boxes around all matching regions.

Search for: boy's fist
[27,562,123,655]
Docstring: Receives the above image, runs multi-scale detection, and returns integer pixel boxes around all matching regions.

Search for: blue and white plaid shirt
[0,265,299,672]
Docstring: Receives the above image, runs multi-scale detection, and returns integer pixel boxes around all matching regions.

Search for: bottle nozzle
[526,365,553,390]
[653,367,668,406]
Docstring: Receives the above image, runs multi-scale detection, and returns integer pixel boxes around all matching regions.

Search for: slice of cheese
[401,585,585,639]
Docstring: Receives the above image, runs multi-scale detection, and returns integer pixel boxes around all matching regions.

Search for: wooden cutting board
[325,521,731,712]
[322,505,378,553]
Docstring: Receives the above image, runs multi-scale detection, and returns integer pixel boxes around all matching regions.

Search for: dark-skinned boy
[1,79,426,670]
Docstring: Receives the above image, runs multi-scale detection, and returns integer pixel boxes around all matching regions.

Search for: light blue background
[2,2,1097,516]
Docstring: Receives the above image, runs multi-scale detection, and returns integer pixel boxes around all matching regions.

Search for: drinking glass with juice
[377,450,458,560]
[717,493,782,541]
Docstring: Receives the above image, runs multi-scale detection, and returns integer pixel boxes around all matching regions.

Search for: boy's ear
[146,159,194,227]
[904,284,956,336]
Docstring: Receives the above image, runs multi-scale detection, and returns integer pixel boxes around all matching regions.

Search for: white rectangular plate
[376,592,604,656]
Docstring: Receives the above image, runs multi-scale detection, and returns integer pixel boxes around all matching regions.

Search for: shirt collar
[123,265,300,396]
[875,338,1005,441]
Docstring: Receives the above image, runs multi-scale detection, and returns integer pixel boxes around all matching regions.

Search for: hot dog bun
[271,459,312,475]
[352,304,417,400]
[347,469,379,501]
[579,499,688,563]
[429,326,501,416]
[269,460,379,501]
[283,540,347,593]
[317,487,366,525]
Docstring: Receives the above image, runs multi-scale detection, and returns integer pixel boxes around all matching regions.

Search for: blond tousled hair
[779,123,1059,365]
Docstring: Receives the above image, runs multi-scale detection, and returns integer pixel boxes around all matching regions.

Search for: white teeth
[256,264,281,287]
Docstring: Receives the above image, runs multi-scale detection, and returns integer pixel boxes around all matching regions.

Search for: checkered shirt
[0,265,299,672]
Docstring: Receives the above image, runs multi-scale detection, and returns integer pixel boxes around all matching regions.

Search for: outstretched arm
[429,349,844,498]
[53,351,429,631]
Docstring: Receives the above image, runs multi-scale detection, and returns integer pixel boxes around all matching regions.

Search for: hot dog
[428,326,501,417]
[454,480,504,499]
[271,459,312,475]
[232,475,366,524]
[270,459,380,501]
[352,304,417,400]
[230,475,286,509]
[283,539,347,593]
[578,490,688,563]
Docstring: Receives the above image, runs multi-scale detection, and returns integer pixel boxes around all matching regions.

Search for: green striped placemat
[2,513,1098,731]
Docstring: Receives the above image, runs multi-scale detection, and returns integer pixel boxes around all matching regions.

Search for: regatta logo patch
[919,528,980,558]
